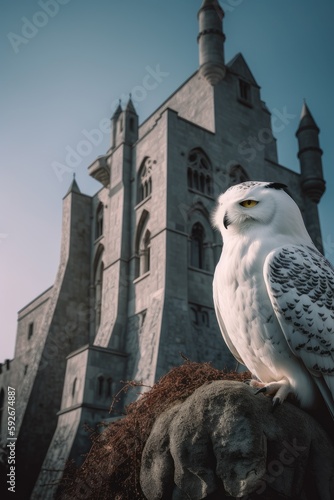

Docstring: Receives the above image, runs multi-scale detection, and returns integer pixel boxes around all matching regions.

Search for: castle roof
[199,0,224,16]
[296,100,320,134]
[126,96,137,114]
[66,175,81,196]
[227,53,260,87]
[111,102,122,120]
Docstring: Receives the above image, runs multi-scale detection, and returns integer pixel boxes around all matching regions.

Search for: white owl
[212,181,334,417]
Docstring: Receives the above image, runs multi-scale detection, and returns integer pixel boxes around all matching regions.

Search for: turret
[65,173,81,195]
[124,96,139,144]
[111,97,139,149]
[111,101,122,149]
[197,0,226,85]
[296,101,325,203]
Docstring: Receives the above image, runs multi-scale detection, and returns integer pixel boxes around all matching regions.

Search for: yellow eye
[240,199,258,208]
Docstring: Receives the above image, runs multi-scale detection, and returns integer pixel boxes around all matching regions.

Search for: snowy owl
[212,181,334,417]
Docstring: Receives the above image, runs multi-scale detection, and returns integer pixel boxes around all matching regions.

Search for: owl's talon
[252,379,291,405]
[254,387,267,395]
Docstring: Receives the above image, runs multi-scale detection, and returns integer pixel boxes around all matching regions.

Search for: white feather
[213,181,334,416]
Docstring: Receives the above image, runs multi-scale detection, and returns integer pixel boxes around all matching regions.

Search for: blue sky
[1,0,333,360]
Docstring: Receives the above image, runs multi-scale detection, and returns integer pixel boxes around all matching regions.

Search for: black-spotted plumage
[265,245,334,378]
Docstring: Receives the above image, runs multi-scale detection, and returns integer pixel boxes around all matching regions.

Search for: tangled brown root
[59,361,250,499]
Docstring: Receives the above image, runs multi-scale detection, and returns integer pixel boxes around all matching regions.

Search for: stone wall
[32,345,127,499]
[14,189,92,499]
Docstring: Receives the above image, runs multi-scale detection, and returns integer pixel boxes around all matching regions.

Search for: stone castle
[0,1,326,498]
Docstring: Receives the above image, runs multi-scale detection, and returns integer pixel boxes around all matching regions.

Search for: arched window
[94,246,104,331]
[139,311,147,334]
[190,223,205,269]
[28,322,34,340]
[238,79,251,103]
[141,230,151,275]
[135,211,151,278]
[187,148,212,196]
[190,305,210,327]
[229,164,249,185]
[138,157,154,203]
[129,117,135,132]
[96,203,104,239]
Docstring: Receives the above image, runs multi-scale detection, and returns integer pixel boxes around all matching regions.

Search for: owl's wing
[213,275,245,366]
[264,244,334,414]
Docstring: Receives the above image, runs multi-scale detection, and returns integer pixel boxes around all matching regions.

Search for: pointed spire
[111,100,122,120]
[297,99,319,134]
[295,101,325,203]
[126,94,137,114]
[66,173,81,196]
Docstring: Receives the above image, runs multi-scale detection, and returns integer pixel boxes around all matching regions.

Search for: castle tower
[111,101,122,149]
[296,100,325,203]
[3,2,327,498]
[90,96,139,352]
[9,179,92,498]
[124,96,139,144]
[111,96,139,149]
[198,0,226,85]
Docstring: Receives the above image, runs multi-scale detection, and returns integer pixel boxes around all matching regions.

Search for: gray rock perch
[140,381,334,499]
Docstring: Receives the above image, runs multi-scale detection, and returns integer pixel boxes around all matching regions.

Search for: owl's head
[212,181,312,243]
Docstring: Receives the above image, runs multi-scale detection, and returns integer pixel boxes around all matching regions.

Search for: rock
[140,380,334,499]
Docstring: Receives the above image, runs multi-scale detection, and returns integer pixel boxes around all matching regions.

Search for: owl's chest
[222,263,269,323]
[216,242,275,335]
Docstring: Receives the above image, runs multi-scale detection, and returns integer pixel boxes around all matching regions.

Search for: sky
[1,0,333,361]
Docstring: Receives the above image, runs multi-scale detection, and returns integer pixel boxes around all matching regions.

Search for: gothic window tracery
[229,164,249,185]
[135,211,151,278]
[187,148,212,196]
[138,157,154,203]
[190,305,210,327]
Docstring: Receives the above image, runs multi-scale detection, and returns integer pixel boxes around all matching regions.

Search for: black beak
[223,212,231,229]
